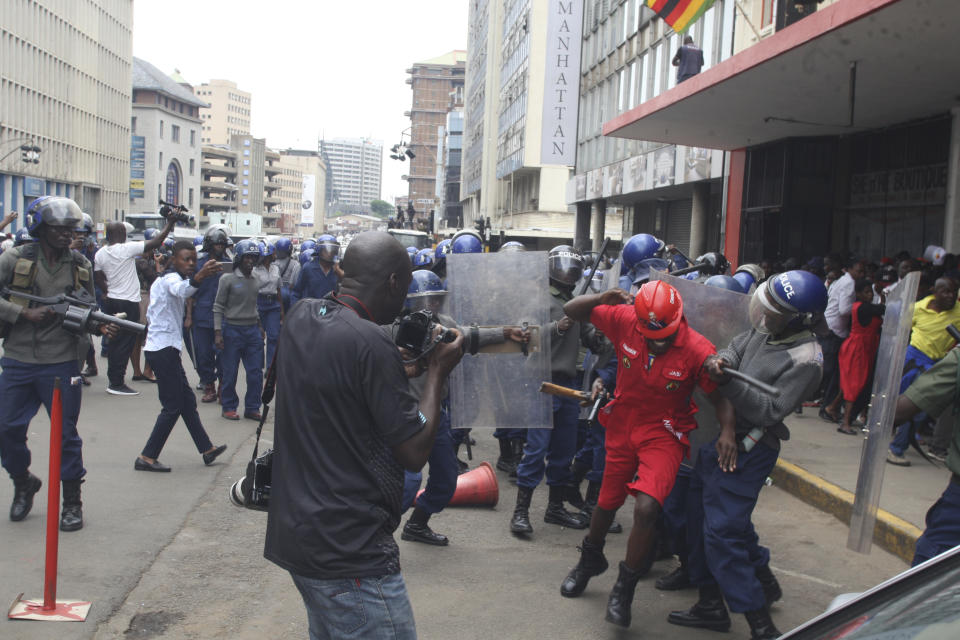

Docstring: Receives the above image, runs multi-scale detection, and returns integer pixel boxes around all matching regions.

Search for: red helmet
[633,280,684,339]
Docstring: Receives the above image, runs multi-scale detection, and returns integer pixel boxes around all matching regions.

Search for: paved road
[2,352,908,639]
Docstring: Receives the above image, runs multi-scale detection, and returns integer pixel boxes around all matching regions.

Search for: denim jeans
[219,323,263,413]
[290,571,417,640]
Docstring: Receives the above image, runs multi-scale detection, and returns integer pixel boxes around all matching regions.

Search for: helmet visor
[749,283,797,334]
[405,292,446,313]
[549,253,584,285]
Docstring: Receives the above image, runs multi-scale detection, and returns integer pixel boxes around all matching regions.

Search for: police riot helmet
[298,248,315,265]
[193,234,204,247]
[162,237,176,254]
[14,227,35,246]
[275,237,293,255]
[694,252,730,276]
[413,248,434,268]
[704,275,745,293]
[590,269,607,293]
[668,252,689,271]
[315,234,340,263]
[261,240,276,258]
[451,229,483,254]
[622,234,664,269]
[405,269,447,312]
[732,263,763,293]
[499,241,526,252]
[548,245,585,286]
[233,238,262,267]
[80,212,94,234]
[203,224,233,252]
[631,257,671,286]
[301,238,318,254]
[748,270,827,335]
[634,280,684,339]
[26,196,83,238]
[143,228,159,241]
[406,246,418,263]
[434,238,453,262]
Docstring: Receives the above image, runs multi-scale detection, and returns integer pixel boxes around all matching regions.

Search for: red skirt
[838,333,880,402]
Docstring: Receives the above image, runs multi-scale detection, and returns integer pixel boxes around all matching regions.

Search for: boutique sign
[541,0,583,166]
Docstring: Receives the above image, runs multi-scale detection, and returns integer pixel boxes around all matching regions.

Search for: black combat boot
[756,564,782,605]
[605,562,644,627]
[544,485,588,529]
[745,606,781,639]
[668,583,732,631]
[401,505,448,546]
[496,438,517,474]
[564,459,590,510]
[508,438,524,478]
[560,536,608,597]
[656,563,692,591]
[9,472,42,522]
[510,486,534,536]
[60,479,84,532]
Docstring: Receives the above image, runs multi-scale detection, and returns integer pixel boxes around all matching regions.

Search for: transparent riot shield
[603,258,623,292]
[848,271,920,554]
[447,251,552,430]
[650,272,753,464]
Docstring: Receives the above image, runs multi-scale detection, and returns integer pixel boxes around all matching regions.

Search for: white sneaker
[107,384,140,396]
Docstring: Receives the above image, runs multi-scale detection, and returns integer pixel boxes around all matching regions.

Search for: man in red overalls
[558,280,732,628]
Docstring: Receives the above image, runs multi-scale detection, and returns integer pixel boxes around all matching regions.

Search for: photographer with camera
[94,214,174,395]
[134,240,227,472]
[0,196,119,532]
[265,231,464,640]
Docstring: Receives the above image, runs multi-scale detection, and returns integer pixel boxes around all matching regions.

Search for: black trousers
[103,298,140,387]
[141,347,213,459]
[818,332,844,404]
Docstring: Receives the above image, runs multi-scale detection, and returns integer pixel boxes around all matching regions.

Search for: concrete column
[943,107,960,253]
[689,182,710,256]
[591,199,607,253]
[574,201,592,251]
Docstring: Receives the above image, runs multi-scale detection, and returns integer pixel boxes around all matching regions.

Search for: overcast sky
[133,0,469,204]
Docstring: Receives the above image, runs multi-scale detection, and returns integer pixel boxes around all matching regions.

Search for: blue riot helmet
[733,263,764,294]
[406,246,418,264]
[80,212,94,235]
[162,237,176,252]
[14,227,35,246]
[749,270,827,335]
[590,269,607,293]
[704,275,745,293]
[548,245,584,286]
[26,196,82,238]
[298,248,315,265]
[434,238,453,262]
[193,234,204,247]
[405,269,447,313]
[300,238,317,254]
[631,257,671,286]
[668,252,689,271]
[275,237,292,256]
[413,248,435,268]
[143,228,159,241]
[694,251,730,276]
[621,233,663,269]
[261,241,276,258]
[451,229,483,254]
[499,241,526,252]
[233,238,262,268]
[315,234,340,263]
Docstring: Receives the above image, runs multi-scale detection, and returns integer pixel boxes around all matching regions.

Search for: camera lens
[228,477,249,508]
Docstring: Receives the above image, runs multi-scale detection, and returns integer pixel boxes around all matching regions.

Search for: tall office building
[194,79,251,145]
[0,0,133,228]
[278,149,328,237]
[320,137,382,214]
[405,51,466,220]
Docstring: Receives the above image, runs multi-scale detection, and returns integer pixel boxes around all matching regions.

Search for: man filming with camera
[265,231,465,640]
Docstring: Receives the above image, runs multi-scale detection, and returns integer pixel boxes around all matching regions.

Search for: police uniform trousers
[516,373,577,489]
[402,403,457,514]
[686,439,777,613]
[257,295,282,369]
[493,428,526,441]
[0,358,86,482]
[191,323,222,386]
[661,464,694,560]
[219,323,264,414]
[573,421,607,483]
[913,476,960,566]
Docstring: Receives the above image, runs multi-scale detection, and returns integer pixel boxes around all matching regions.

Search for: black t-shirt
[264,295,424,579]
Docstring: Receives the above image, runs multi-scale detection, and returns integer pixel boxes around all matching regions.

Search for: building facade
[278,148,328,238]
[198,134,282,233]
[437,108,465,232]
[130,58,206,217]
[320,137,382,214]
[0,0,133,229]
[405,50,466,222]
[194,79,251,145]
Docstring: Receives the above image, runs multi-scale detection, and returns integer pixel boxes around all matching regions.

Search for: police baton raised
[577,237,610,297]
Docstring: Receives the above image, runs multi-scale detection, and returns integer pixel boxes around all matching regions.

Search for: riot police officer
[291,234,340,303]
[187,224,231,403]
[274,237,300,312]
[254,240,283,368]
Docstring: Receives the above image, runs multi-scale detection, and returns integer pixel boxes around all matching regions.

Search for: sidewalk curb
[771,459,923,564]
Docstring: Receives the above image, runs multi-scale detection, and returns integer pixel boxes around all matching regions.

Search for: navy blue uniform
[190,254,223,386]
[291,261,338,304]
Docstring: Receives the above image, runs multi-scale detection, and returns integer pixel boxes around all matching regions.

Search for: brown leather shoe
[244,411,262,421]
[222,410,240,421]
[201,384,217,403]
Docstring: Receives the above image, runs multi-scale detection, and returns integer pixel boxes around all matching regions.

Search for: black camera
[228,448,273,512]
[158,199,195,226]
[394,309,455,358]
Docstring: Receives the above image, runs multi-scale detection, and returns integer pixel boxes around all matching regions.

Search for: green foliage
[369,199,395,218]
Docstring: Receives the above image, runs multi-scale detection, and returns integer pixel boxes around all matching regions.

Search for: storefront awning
[604,0,959,150]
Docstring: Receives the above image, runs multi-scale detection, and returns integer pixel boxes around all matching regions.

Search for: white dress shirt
[94,240,146,302]
[145,271,197,352]
[824,271,855,338]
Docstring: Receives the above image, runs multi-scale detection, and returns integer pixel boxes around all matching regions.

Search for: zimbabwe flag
[646,0,716,33]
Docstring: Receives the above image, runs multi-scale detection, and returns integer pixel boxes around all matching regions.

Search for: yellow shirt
[910,295,960,361]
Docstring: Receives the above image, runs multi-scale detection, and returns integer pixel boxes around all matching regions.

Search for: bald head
[106,222,126,244]
[339,231,413,324]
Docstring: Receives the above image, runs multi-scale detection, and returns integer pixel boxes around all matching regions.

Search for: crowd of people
[3,198,960,639]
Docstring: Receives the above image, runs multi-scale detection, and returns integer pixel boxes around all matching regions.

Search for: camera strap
[251,346,280,462]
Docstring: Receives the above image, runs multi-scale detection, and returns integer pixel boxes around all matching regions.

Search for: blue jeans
[913,479,960,566]
[290,571,417,640]
[516,374,578,490]
[220,323,263,413]
[401,406,455,514]
[191,325,221,386]
[0,358,86,481]
[687,439,777,613]
[890,346,937,455]
[257,297,282,369]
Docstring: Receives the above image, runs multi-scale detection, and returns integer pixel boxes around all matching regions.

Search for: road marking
[770,566,844,589]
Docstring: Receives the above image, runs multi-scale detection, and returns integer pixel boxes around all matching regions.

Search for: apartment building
[320,137,382,214]
[194,79,251,145]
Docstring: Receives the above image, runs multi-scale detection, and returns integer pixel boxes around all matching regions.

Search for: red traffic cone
[448,461,499,507]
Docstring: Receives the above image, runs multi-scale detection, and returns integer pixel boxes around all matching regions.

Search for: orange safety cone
[448,461,499,507]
